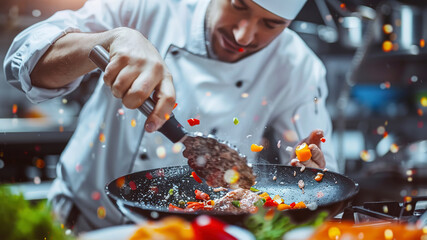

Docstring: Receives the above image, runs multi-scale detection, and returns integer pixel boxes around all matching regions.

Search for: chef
[3,0,338,233]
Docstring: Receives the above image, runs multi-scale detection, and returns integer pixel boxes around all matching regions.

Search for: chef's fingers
[306,129,324,148]
[110,65,141,98]
[308,144,326,169]
[121,61,163,109]
[103,55,128,87]
[145,74,175,132]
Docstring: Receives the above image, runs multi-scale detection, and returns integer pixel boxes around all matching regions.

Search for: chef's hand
[103,27,175,133]
[290,129,326,169]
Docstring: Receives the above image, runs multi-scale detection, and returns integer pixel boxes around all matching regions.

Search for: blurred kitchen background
[0,0,426,204]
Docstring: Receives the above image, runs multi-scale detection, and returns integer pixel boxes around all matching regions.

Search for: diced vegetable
[277,203,292,211]
[272,195,283,204]
[187,118,200,126]
[254,198,266,208]
[251,144,264,152]
[191,171,202,183]
[250,187,259,192]
[195,189,210,200]
[169,203,184,211]
[315,173,324,182]
[259,192,270,199]
[293,201,307,209]
[264,197,279,207]
[232,201,240,208]
[186,202,205,211]
[295,143,312,162]
[168,188,174,195]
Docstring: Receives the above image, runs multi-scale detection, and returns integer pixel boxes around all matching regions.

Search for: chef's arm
[31,27,175,132]
[30,30,110,89]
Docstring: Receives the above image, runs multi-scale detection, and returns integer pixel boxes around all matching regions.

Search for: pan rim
[105,163,359,216]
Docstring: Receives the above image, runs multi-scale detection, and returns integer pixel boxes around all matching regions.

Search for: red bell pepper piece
[264,196,279,207]
[187,118,200,126]
[195,189,210,200]
[192,216,237,240]
[186,202,205,211]
[168,203,184,211]
[192,171,202,183]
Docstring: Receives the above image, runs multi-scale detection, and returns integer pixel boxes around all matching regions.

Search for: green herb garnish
[232,200,240,208]
[254,198,266,208]
[250,187,260,192]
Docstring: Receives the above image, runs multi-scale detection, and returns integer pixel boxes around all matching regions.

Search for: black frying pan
[106,164,359,225]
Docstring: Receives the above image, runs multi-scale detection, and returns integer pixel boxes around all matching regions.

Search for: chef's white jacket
[4,0,338,230]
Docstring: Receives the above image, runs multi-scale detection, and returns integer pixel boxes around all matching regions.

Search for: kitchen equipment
[105,164,359,226]
[88,45,255,189]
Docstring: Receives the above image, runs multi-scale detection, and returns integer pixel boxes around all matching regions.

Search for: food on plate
[295,143,312,162]
[168,188,307,214]
[129,215,243,240]
[129,217,193,240]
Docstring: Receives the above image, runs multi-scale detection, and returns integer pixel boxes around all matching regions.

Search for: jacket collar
[185,0,211,57]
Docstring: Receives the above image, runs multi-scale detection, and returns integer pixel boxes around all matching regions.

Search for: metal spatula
[89,45,255,189]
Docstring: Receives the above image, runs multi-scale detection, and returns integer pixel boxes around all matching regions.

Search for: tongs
[89,45,255,189]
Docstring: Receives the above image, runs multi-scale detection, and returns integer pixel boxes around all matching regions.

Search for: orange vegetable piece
[277,203,292,211]
[259,192,270,199]
[295,143,312,162]
[272,195,283,204]
[251,144,264,152]
[293,201,307,209]
[315,173,324,182]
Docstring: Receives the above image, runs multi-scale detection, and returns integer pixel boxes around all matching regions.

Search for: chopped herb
[250,187,259,192]
[254,198,266,208]
[232,200,240,208]
[168,188,174,195]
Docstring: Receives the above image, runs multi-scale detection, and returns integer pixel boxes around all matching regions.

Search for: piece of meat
[183,135,256,189]
[213,189,261,214]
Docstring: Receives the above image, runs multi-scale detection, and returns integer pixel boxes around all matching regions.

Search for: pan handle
[89,45,187,143]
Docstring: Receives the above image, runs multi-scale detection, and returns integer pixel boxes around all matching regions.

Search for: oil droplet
[156,146,166,159]
[91,191,101,200]
[116,177,125,188]
[97,206,106,219]
[390,143,399,153]
[224,169,240,184]
[382,40,393,52]
[99,133,106,143]
[421,97,427,107]
[131,119,136,127]
[12,104,18,114]
[328,227,341,240]
[172,142,184,153]
[384,229,393,240]
[383,24,393,34]
[383,205,389,214]
[360,150,371,162]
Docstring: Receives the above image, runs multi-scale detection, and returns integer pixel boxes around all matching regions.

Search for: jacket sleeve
[3,0,141,103]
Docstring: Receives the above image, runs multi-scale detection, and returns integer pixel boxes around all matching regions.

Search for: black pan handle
[89,45,187,143]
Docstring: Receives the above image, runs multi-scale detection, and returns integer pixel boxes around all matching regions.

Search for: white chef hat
[252,0,308,20]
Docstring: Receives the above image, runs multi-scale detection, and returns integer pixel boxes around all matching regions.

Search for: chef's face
[206,0,291,62]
